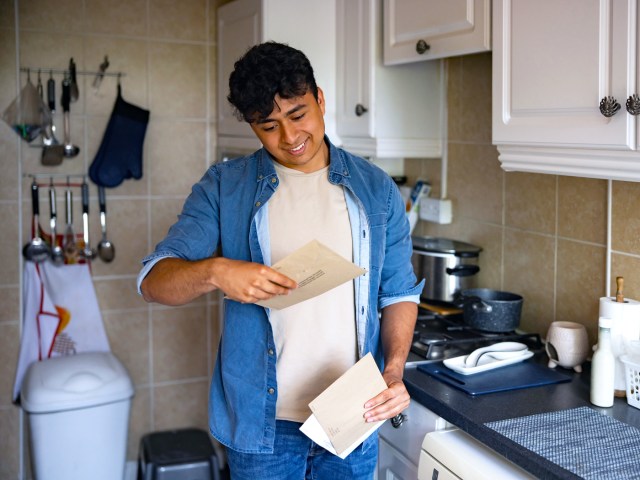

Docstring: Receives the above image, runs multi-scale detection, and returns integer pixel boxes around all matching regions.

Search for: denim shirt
[137,138,423,453]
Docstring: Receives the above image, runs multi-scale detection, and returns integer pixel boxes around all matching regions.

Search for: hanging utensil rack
[24,173,87,188]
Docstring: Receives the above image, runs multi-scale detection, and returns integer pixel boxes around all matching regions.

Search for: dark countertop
[403,355,640,479]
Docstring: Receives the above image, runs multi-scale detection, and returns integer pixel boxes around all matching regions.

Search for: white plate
[443,350,534,375]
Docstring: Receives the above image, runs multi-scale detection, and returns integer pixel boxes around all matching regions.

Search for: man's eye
[292,113,305,121]
[262,124,277,132]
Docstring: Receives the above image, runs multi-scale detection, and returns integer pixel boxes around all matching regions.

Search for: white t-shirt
[268,162,358,422]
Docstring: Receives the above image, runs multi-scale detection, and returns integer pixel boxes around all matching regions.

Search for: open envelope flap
[308,353,387,455]
[256,240,366,310]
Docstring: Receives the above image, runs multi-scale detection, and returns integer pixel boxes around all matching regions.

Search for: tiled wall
[408,52,640,348]
[0,1,227,478]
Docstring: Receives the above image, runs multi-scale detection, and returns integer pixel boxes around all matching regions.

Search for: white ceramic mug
[546,321,590,372]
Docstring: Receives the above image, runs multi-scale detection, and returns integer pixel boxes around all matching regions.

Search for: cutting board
[417,360,572,396]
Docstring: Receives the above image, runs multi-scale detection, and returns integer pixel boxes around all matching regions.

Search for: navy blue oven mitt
[89,85,150,188]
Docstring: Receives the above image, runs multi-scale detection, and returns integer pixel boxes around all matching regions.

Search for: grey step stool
[138,428,225,480]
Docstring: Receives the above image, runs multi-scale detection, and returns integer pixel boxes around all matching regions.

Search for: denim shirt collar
[254,136,351,188]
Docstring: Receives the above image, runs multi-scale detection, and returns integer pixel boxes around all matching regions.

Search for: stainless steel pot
[411,236,482,303]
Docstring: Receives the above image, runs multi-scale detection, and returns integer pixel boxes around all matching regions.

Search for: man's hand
[141,256,297,306]
[214,258,298,303]
[362,373,410,423]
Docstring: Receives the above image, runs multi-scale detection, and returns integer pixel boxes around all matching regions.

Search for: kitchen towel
[486,406,640,480]
[13,262,110,402]
[599,297,640,392]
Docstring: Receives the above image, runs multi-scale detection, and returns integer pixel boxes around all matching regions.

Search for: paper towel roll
[599,297,640,393]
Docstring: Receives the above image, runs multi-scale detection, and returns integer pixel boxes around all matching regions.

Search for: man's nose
[280,122,297,144]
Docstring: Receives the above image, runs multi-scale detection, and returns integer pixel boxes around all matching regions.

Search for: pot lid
[412,236,482,256]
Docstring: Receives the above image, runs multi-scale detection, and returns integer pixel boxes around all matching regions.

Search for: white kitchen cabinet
[217,0,339,152]
[383,0,491,66]
[336,0,444,159]
[493,0,640,181]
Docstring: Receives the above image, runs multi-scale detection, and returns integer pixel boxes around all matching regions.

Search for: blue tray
[417,360,572,396]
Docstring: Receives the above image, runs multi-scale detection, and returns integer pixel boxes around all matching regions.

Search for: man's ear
[317,87,326,115]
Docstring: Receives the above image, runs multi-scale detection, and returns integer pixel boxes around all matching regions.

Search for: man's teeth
[290,142,305,153]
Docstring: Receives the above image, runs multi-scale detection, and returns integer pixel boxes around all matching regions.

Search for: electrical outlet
[419,197,453,224]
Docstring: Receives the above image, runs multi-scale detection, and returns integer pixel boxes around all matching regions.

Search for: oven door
[418,429,535,480]
[377,401,449,479]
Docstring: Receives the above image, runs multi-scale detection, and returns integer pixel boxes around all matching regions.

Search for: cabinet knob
[626,94,640,116]
[599,96,621,118]
[390,413,406,429]
[354,103,368,117]
[416,39,430,55]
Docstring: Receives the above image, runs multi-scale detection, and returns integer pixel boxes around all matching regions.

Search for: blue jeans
[225,420,378,480]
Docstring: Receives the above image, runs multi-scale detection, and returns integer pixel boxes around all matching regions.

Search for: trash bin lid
[21,351,134,413]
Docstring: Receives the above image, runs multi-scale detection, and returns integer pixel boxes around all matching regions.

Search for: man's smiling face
[250,88,328,173]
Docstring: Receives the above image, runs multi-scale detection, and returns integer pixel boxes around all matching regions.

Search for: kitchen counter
[404,354,640,479]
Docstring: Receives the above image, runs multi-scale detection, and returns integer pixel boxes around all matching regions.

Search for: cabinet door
[336,0,373,138]
[217,0,262,139]
[384,0,491,65]
[493,0,634,150]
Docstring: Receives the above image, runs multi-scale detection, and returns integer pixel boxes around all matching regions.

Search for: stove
[406,308,543,364]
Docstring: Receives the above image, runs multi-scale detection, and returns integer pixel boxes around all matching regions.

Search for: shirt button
[268,349,274,355]
[271,177,276,183]
[268,388,275,395]
[258,175,263,179]
[256,201,261,207]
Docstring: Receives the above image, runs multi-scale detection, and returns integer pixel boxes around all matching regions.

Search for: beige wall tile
[504,229,555,333]
[0,129,19,202]
[611,254,640,302]
[558,176,607,245]
[0,407,20,479]
[153,380,210,431]
[456,53,492,144]
[446,57,463,142]
[0,27,16,114]
[456,220,502,291]
[84,36,149,115]
[85,0,147,37]
[148,42,207,118]
[103,310,150,386]
[18,0,84,33]
[147,120,207,196]
[128,386,151,460]
[448,142,503,224]
[150,197,185,247]
[556,239,606,346]
[0,203,20,285]
[0,0,14,29]
[94,277,147,311]
[88,198,149,276]
[612,180,640,255]
[0,323,19,406]
[150,0,208,42]
[152,306,208,382]
[0,287,19,323]
[505,172,557,234]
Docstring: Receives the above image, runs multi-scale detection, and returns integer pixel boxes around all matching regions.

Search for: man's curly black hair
[227,41,319,123]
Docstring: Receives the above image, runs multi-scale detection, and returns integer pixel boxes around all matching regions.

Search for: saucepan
[454,288,523,333]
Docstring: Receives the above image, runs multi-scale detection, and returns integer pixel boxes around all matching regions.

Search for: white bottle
[590,316,615,407]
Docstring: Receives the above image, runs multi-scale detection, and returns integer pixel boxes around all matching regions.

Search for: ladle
[80,180,96,260]
[22,181,51,262]
[61,74,79,158]
[48,182,64,265]
[97,186,115,262]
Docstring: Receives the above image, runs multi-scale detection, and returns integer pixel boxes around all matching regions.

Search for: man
[138,41,423,479]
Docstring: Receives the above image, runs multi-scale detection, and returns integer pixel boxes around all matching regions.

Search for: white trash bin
[21,351,134,480]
